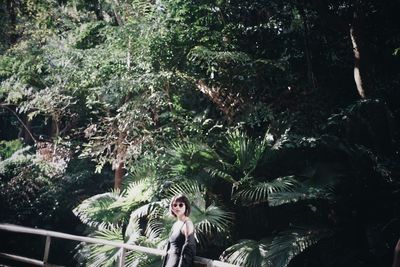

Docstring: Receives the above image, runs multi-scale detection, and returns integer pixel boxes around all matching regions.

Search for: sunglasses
[173,203,185,208]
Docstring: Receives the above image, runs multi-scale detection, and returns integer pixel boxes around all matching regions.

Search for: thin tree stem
[0,104,37,143]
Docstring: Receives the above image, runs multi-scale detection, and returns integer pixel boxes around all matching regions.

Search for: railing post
[43,235,51,266]
[118,248,126,267]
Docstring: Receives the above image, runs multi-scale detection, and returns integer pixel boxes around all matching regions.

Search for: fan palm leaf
[264,228,332,267]
[110,178,156,211]
[268,185,335,206]
[124,235,164,267]
[145,208,172,241]
[125,251,161,267]
[225,130,267,175]
[168,141,219,180]
[125,199,172,246]
[232,175,300,205]
[73,190,124,228]
[233,175,336,206]
[124,200,169,242]
[221,228,332,267]
[84,225,125,267]
[192,203,234,247]
[123,158,157,186]
[124,217,141,244]
[220,239,270,267]
[206,130,269,185]
[129,200,167,222]
[166,179,206,208]
[124,208,168,266]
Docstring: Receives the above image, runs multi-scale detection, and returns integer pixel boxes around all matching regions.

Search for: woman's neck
[177,215,187,222]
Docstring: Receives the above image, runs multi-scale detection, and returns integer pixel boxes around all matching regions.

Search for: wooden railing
[0,224,238,267]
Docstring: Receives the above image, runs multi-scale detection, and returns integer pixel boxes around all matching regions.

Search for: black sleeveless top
[168,221,186,253]
[162,221,196,267]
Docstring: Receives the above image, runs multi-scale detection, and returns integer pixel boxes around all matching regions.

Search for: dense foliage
[1,0,400,266]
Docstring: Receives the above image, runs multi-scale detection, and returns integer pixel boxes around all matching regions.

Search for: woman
[162,194,196,267]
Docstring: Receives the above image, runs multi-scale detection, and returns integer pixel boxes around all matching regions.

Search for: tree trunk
[350,4,367,99]
[22,114,34,145]
[6,0,17,44]
[114,160,125,189]
[94,0,104,21]
[297,1,317,91]
[50,114,59,138]
[112,0,123,26]
[1,104,36,144]
[114,131,127,189]
[309,0,368,98]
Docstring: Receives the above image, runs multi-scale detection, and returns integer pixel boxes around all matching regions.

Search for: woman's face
[172,201,186,217]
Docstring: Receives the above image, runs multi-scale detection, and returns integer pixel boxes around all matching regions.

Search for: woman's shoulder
[183,219,195,236]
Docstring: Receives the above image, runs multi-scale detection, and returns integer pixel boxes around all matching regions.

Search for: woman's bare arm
[393,239,400,267]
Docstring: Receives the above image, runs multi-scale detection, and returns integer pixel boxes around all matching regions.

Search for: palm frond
[220,239,270,267]
[206,169,237,184]
[123,158,157,187]
[226,130,266,174]
[232,176,300,205]
[194,203,234,233]
[206,130,269,184]
[110,179,155,211]
[233,174,336,206]
[73,191,124,228]
[166,180,206,209]
[145,206,172,241]
[264,228,332,267]
[124,217,141,245]
[125,199,171,243]
[167,133,269,185]
[124,200,166,241]
[267,172,338,206]
[129,200,167,220]
[125,244,162,267]
[123,210,167,266]
[192,203,234,248]
[168,141,218,179]
[125,253,159,267]
[268,186,335,207]
[84,226,124,267]
[221,228,332,267]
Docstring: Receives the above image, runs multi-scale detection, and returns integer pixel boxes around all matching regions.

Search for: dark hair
[169,194,191,217]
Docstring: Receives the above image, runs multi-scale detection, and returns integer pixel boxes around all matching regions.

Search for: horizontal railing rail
[0,224,238,267]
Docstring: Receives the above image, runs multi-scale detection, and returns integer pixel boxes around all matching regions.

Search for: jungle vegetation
[0,0,400,266]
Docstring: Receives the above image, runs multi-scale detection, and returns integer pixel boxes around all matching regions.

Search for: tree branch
[0,103,37,144]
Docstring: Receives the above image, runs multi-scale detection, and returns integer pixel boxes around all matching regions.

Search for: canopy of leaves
[1,0,400,266]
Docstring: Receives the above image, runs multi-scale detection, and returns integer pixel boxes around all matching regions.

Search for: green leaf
[73,191,124,228]
[232,175,301,205]
[264,228,332,267]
